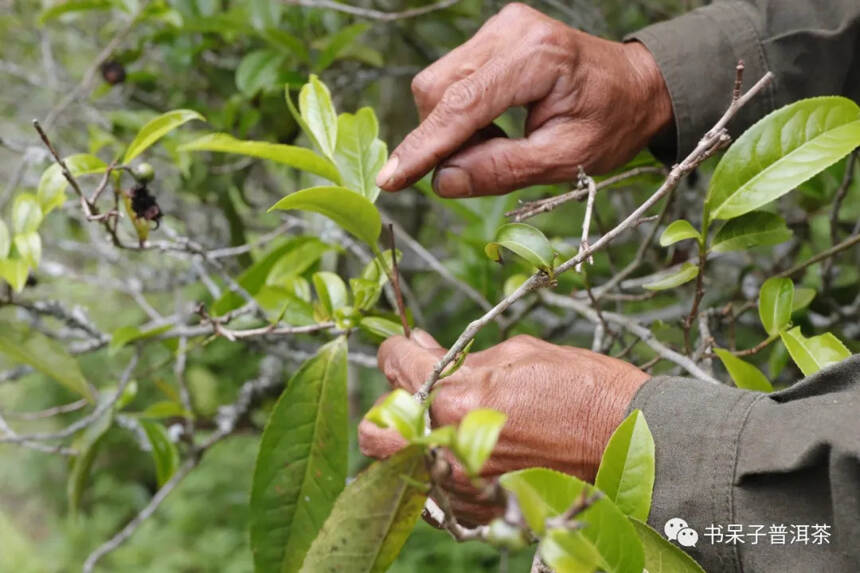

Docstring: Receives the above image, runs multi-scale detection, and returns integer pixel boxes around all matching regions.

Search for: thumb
[432,125,580,198]
[378,330,448,393]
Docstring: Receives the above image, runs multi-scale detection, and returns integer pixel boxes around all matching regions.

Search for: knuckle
[411,70,435,100]
[506,333,541,349]
[441,80,480,114]
[528,20,561,45]
[499,2,532,20]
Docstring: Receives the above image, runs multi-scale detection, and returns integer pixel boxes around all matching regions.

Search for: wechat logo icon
[665,517,699,548]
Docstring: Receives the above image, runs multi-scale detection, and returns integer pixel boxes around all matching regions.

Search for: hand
[358,330,650,525]
[375,3,673,199]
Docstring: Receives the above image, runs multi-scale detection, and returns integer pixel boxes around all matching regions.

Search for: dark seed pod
[100,60,126,85]
[130,183,163,229]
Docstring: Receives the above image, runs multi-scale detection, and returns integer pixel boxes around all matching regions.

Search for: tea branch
[283,0,462,22]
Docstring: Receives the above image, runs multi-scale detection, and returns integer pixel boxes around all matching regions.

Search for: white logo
[665,517,699,547]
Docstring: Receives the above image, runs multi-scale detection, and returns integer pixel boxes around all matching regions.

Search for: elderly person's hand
[375,2,673,199]
[358,330,649,525]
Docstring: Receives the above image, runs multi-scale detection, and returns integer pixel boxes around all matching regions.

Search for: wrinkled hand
[358,330,650,525]
[375,2,672,198]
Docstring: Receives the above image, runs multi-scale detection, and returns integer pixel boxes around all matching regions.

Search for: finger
[377,51,555,192]
[432,121,583,198]
[377,331,448,393]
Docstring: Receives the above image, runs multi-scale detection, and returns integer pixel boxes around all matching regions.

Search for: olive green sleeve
[627,0,860,162]
[628,355,860,572]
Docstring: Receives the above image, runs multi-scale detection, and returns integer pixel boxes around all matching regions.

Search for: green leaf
[40,0,115,25]
[0,259,30,293]
[140,420,179,487]
[67,410,113,514]
[235,49,286,96]
[711,211,793,253]
[312,271,349,318]
[137,401,191,420]
[114,380,137,411]
[440,338,474,379]
[485,223,554,271]
[758,277,794,335]
[706,97,860,220]
[37,154,107,214]
[659,220,700,247]
[594,409,655,521]
[0,319,93,402]
[12,194,43,234]
[123,109,204,163]
[792,287,816,312]
[0,220,9,259]
[316,22,370,72]
[13,233,41,268]
[453,409,506,476]
[300,446,428,573]
[642,262,699,291]
[540,528,605,573]
[334,107,387,202]
[779,327,851,376]
[108,324,172,355]
[500,468,643,573]
[364,388,425,441]
[350,278,382,311]
[178,133,340,183]
[250,338,348,573]
[630,518,706,573]
[299,74,338,158]
[714,349,774,392]
[359,316,404,339]
[268,186,381,248]
[412,425,456,448]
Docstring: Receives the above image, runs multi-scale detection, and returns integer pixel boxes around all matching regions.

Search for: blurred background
[2,1,857,571]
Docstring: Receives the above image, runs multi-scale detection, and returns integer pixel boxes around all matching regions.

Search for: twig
[575,169,597,272]
[4,399,88,420]
[823,152,857,291]
[776,233,860,278]
[282,0,461,22]
[387,224,412,337]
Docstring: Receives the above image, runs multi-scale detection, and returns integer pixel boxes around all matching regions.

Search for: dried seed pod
[100,60,126,85]
[129,183,163,229]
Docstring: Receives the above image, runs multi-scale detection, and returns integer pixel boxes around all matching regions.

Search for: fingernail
[376,155,399,188]
[433,166,473,198]
[411,328,440,349]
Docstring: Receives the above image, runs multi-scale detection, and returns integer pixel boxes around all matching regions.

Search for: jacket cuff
[628,376,764,571]
[625,1,775,162]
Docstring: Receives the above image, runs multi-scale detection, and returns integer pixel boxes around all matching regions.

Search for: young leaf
[351,278,382,311]
[359,316,404,339]
[706,97,860,220]
[12,194,43,234]
[316,22,371,72]
[268,186,382,249]
[792,287,816,312]
[13,232,41,268]
[0,220,9,259]
[250,337,348,573]
[123,109,205,163]
[299,446,428,573]
[137,401,191,420]
[0,259,30,292]
[235,49,285,96]
[500,468,644,573]
[140,420,180,487]
[178,133,341,183]
[710,211,793,253]
[453,409,507,476]
[364,388,425,441]
[0,319,94,402]
[779,327,851,376]
[540,527,605,573]
[334,107,387,202]
[39,0,114,25]
[37,154,107,214]
[485,223,554,271]
[594,409,655,521]
[108,324,172,355]
[630,518,706,573]
[714,349,774,392]
[299,75,338,158]
[67,410,113,514]
[659,220,700,247]
[312,271,349,317]
[758,277,794,335]
[642,262,699,291]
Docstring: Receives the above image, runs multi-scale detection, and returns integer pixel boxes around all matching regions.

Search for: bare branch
[282,0,461,22]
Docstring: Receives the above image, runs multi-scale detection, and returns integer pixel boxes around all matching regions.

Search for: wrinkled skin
[375,2,673,198]
[358,331,649,525]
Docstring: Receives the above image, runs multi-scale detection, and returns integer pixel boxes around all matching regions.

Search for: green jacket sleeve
[627,0,860,162]
[628,355,860,572]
